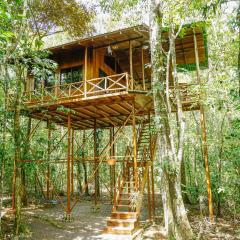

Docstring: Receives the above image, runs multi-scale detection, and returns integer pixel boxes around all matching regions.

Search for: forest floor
[1,195,240,240]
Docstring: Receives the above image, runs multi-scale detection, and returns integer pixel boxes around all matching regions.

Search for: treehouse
[8,24,209,235]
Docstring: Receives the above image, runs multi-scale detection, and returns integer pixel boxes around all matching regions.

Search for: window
[60,66,83,85]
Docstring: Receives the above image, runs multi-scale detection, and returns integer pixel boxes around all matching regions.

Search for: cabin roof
[48,23,208,71]
[48,24,149,52]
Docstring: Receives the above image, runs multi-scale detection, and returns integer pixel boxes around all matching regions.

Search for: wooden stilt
[94,118,97,205]
[66,113,71,219]
[47,126,51,200]
[84,46,88,98]
[141,48,146,90]
[129,41,133,89]
[132,100,138,190]
[109,128,113,200]
[112,127,116,192]
[193,31,214,222]
[71,128,74,195]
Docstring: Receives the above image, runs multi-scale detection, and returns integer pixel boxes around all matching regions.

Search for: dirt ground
[1,196,240,240]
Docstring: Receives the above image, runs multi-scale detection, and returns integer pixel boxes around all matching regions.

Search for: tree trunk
[149,1,194,239]
[0,64,9,235]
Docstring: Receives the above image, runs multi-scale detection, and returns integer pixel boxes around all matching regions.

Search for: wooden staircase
[105,121,157,235]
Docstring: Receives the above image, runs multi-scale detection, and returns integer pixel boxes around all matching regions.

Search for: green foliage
[28,0,95,37]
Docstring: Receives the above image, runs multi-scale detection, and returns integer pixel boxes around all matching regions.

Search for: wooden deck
[7,73,200,130]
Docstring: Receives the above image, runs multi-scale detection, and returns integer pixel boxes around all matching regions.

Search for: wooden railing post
[84,46,88,98]
[129,40,133,88]
[126,73,129,91]
[104,77,107,91]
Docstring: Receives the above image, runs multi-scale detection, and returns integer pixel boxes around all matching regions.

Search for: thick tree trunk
[149,1,194,239]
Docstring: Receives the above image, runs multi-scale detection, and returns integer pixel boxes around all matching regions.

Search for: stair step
[105,226,135,235]
[118,199,130,204]
[111,211,137,219]
[116,204,135,211]
[116,204,130,207]
[107,218,138,228]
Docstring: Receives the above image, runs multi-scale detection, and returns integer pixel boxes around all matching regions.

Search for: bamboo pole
[109,127,113,200]
[71,129,74,195]
[112,127,116,191]
[94,118,97,205]
[193,31,214,222]
[84,47,88,98]
[66,113,71,219]
[132,100,138,190]
[141,48,146,90]
[129,40,133,89]
[47,126,51,200]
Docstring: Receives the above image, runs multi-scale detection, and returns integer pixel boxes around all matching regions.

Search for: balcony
[7,72,200,115]
[7,73,144,108]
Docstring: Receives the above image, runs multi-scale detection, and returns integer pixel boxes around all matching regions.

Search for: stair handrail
[112,146,130,211]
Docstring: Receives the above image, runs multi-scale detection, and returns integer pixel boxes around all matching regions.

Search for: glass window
[60,66,83,85]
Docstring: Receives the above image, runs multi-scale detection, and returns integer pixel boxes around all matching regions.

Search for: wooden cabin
[9,24,208,234]
[12,23,208,130]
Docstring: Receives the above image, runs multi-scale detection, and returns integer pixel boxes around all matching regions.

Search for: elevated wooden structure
[8,23,212,232]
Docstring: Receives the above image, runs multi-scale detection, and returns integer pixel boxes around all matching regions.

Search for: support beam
[66,113,72,220]
[193,31,214,222]
[84,46,88,98]
[47,126,51,200]
[141,48,146,90]
[129,40,133,89]
[94,118,97,205]
[71,129,74,195]
[132,100,138,190]
[109,127,114,200]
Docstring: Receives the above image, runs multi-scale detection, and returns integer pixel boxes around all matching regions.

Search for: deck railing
[169,83,200,106]
[7,72,134,107]
[7,73,200,108]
